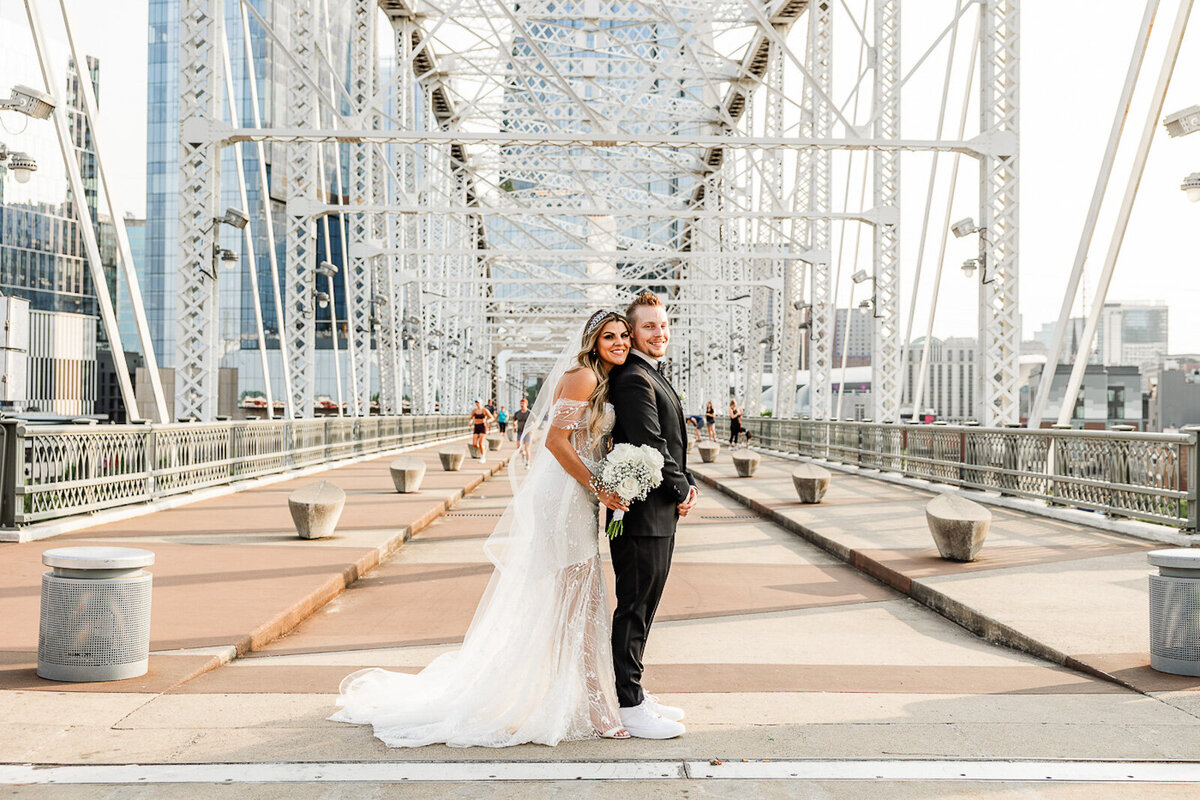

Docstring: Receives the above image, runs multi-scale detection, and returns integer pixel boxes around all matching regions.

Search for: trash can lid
[42,547,155,570]
[1147,548,1200,571]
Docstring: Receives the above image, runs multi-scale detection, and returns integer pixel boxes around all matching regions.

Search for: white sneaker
[645,694,685,722]
[619,700,685,739]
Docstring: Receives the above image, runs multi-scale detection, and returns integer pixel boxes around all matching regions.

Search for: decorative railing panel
[0,415,468,528]
[713,417,1197,531]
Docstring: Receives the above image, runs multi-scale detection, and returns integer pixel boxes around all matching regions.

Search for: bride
[330,310,636,747]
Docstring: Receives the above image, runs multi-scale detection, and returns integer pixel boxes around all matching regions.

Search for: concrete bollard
[697,441,720,463]
[288,481,346,539]
[925,494,991,562]
[486,434,503,451]
[467,442,483,459]
[389,456,426,493]
[731,450,760,477]
[791,463,831,504]
[439,446,466,471]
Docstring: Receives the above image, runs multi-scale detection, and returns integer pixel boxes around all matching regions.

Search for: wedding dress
[330,397,623,748]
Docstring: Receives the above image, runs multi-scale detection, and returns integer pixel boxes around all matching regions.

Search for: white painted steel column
[976,0,1020,425]
[872,0,902,422]
[174,0,223,420]
[285,0,319,418]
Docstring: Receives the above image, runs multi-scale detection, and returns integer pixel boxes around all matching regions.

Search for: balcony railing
[0,415,470,530]
[718,417,1198,531]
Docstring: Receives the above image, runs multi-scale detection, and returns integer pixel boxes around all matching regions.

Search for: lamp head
[217,207,249,229]
[858,298,872,310]
[314,290,330,309]
[219,248,239,263]
[1181,172,1200,203]
[3,85,55,119]
[316,260,338,277]
[851,269,869,284]
[6,151,36,183]
[1164,105,1200,138]
[961,258,978,277]
[951,217,977,238]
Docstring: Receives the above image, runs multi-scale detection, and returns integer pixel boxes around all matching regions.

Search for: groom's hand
[677,486,698,517]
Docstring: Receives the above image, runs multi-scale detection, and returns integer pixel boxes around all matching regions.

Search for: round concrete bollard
[37,547,156,682]
[389,456,426,493]
[288,481,346,540]
[439,446,467,471]
[924,494,991,562]
[506,428,516,442]
[467,442,483,459]
[791,463,832,504]
[486,434,503,451]
[731,450,760,477]
[697,441,720,463]
[687,438,696,453]
[1148,549,1200,676]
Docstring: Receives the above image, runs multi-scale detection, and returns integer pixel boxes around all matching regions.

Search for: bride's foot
[600,726,631,739]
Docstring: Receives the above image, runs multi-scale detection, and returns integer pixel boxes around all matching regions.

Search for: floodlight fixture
[314,290,331,310]
[1,85,55,119]
[951,217,978,238]
[851,269,870,284]
[216,207,249,229]
[218,248,238,263]
[1181,172,1200,203]
[316,260,339,277]
[858,298,872,310]
[961,258,979,278]
[0,146,37,183]
[1163,105,1200,138]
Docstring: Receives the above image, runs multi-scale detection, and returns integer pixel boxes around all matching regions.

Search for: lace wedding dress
[330,398,622,748]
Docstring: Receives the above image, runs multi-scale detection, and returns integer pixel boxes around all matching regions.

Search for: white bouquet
[596,443,665,539]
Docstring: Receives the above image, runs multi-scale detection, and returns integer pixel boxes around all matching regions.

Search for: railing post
[1185,425,1199,532]
[0,419,25,529]
[145,425,157,499]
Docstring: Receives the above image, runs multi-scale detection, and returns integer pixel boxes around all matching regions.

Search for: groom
[607,291,697,739]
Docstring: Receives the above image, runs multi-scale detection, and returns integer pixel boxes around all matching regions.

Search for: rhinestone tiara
[584,310,621,338]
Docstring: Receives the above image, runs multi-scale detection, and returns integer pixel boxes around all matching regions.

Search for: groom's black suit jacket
[607,353,695,538]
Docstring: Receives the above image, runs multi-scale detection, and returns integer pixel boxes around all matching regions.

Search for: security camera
[951,218,977,238]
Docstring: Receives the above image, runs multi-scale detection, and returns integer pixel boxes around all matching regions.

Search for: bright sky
[4,0,1198,353]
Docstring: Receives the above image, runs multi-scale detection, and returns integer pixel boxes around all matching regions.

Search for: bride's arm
[544,370,628,513]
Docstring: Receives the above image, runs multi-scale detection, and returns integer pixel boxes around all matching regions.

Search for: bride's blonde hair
[570,310,629,441]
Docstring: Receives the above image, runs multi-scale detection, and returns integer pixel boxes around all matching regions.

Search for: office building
[901,337,975,422]
[832,307,873,368]
[1023,363,1144,429]
[1098,302,1168,390]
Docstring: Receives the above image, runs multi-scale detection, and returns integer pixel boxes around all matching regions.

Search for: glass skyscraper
[146,0,350,404]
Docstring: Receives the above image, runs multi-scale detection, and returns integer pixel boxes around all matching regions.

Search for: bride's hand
[594,488,629,513]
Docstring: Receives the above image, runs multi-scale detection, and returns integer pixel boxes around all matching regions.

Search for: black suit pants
[609,533,675,708]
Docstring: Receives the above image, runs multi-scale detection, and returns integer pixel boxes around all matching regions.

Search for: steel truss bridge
[160,0,1019,423]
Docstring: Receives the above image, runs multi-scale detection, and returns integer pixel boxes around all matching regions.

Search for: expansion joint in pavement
[690,467,1136,695]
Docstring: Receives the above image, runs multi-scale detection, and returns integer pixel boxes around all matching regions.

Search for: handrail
[0,415,470,529]
[714,417,1198,531]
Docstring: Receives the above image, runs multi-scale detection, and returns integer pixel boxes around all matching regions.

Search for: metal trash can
[38,547,155,682]
[1148,549,1200,677]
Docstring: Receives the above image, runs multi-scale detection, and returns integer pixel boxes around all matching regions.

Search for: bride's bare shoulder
[555,367,598,401]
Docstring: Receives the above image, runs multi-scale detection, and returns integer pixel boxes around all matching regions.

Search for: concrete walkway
[5,438,1200,797]
[0,437,511,693]
[690,445,1200,712]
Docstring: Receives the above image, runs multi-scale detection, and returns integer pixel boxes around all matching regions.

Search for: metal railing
[716,417,1198,531]
[0,415,469,529]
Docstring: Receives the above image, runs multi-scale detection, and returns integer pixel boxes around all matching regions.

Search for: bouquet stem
[606,509,625,539]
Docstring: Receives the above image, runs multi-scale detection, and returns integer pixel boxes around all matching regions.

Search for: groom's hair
[625,291,664,325]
